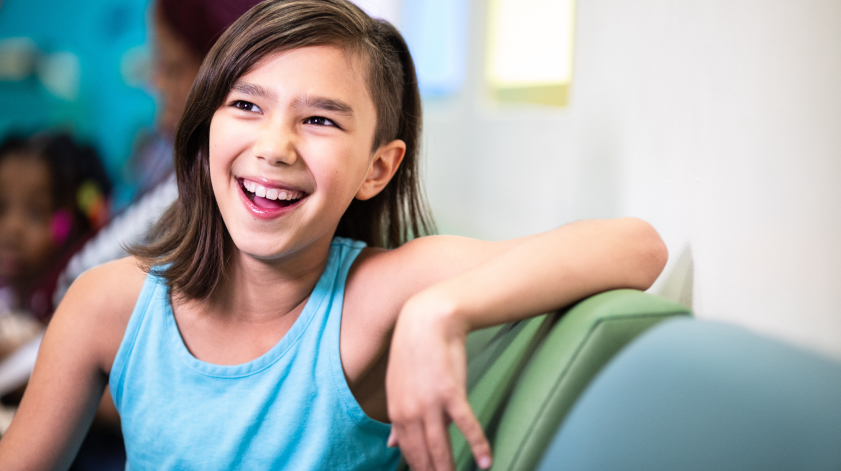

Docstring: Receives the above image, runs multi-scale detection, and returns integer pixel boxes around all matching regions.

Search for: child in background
[0,135,117,470]
[0,1,667,470]
[0,134,110,331]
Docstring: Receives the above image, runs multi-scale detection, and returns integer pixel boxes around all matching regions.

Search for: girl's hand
[386,294,493,471]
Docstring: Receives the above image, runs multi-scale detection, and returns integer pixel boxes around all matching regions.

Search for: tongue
[253,195,285,209]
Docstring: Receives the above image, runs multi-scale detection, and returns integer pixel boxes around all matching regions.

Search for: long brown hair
[132,0,434,300]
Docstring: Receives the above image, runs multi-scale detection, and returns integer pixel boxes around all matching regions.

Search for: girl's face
[0,155,57,283]
[208,45,383,261]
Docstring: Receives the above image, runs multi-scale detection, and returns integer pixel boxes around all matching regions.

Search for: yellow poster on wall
[486,0,576,106]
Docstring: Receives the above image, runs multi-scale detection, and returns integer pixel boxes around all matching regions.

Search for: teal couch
[536,318,841,470]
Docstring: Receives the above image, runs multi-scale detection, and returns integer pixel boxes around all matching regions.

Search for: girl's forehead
[245,46,368,92]
[233,45,377,117]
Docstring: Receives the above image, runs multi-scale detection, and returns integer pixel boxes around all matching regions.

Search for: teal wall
[0,0,155,202]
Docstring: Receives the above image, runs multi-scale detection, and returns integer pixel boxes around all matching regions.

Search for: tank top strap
[323,238,385,431]
[109,269,166,407]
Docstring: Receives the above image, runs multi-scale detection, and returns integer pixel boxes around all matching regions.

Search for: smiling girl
[0,1,667,470]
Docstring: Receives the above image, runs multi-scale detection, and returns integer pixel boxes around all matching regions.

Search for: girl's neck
[195,236,334,323]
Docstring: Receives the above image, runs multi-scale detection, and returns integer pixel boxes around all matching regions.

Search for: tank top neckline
[164,241,342,378]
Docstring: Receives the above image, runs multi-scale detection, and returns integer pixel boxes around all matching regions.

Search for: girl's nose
[252,126,298,166]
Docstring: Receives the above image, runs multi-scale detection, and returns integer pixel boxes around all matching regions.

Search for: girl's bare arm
[0,258,143,470]
[379,217,668,471]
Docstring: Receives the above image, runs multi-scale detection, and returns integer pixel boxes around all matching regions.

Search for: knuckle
[436,378,459,395]
[437,384,458,402]
[413,394,439,411]
[389,410,409,424]
[449,405,473,424]
[390,400,424,422]
[470,435,490,450]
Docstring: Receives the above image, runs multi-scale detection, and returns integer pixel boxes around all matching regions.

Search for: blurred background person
[0,133,116,470]
[54,0,262,305]
[0,133,110,353]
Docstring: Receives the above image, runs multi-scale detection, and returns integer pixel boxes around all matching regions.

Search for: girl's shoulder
[67,256,147,313]
[54,256,148,373]
[341,235,510,385]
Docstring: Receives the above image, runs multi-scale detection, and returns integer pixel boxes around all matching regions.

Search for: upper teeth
[243,180,302,201]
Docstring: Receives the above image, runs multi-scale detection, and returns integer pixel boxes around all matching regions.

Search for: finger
[397,421,434,471]
[424,411,455,471]
[387,429,398,448]
[448,399,492,470]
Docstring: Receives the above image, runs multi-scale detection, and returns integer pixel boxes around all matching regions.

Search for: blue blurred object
[401,0,468,97]
[537,318,841,471]
[0,0,155,196]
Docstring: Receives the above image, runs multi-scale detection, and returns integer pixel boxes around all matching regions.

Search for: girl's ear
[356,139,406,200]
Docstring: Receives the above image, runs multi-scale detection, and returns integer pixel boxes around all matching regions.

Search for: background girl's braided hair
[0,133,112,242]
[133,0,435,300]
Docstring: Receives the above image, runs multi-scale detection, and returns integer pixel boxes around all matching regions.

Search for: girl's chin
[228,232,307,263]
[226,227,335,265]
[229,239,290,261]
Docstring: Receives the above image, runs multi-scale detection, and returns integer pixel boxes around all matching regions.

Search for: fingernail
[478,456,492,469]
[386,433,396,447]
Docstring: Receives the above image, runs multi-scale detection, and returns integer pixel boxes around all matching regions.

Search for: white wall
[422,0,841,358]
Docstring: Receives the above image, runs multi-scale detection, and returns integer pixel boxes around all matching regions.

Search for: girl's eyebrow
[231,81,276,102]
[230,81,354,118]
[292,94,355,117]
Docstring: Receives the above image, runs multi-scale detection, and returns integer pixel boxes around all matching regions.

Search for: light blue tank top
[109,238,399,470]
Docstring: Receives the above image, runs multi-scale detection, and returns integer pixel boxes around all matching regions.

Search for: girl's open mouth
[238,178,307,210]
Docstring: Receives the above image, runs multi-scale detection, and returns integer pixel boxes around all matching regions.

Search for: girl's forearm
[403,218,668,334]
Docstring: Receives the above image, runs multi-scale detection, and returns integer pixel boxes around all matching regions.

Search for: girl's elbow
[647,232,669,288]
[621,217,668,290]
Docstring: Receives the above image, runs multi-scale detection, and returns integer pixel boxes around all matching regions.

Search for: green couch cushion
[450,314,556,469]
[400,289,691,471]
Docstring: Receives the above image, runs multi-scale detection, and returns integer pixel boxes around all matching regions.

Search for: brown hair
[132,0,434,300]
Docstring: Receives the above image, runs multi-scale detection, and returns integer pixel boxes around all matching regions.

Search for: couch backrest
[537,318,841,471]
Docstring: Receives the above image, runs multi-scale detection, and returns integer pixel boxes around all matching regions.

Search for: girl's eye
[303,116,336,127]
[231,100,262,113]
